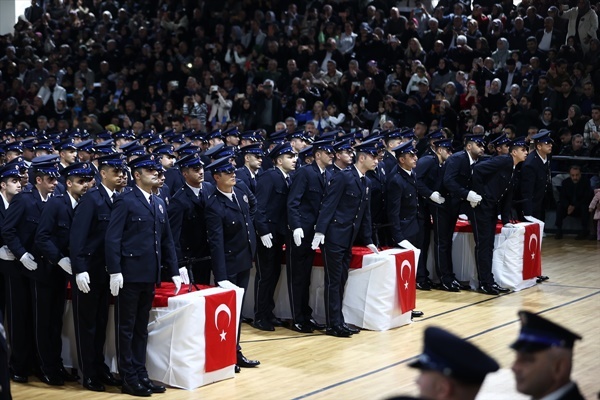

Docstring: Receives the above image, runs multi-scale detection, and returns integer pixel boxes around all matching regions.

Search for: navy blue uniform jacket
[415,154,446,207]
[519,150,551,216]
[104,186,178,283]
[35,194,74,265]
[287,162,330,233]
[472,154,515,222]
[442,150,473,201]
[205,186,257,282]
[386,165,420,243]
[255,167,290,237]
[315,167,373,247]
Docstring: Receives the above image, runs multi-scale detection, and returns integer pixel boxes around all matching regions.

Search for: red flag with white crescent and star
[522,223,542,279]
[204,289,237,372]
[394,250,416,314]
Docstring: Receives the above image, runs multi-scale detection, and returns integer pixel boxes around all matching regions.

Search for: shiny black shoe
[491,283,510,293]
[237,353,260,368]
[59,366,79,381]
[325,325,352,337]
[416,281,432,290]
[440,281,460,292]
[121,381,152,397]
[241,316,253,324]
[234,365,241,373]
[308,318,326,331]
[252,319,275,331]
[83,377,106,392]
[270,317,283,327]
[98,370,122,386]
[536,275,550,283]
[411,310,424,318]
[38,372,64,386]
[10,372,28,383]
[343,323,360,334]
[478,284,499,295]
[291,322,314,333]
[453,279,471,291]
[140,377,166,393]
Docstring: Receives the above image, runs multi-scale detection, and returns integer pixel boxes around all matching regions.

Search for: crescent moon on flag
[400,259,412,281]
[215,304,232,330]
[529,233,538,252]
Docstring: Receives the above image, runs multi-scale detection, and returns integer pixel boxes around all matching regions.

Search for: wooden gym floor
[11,237,600,399]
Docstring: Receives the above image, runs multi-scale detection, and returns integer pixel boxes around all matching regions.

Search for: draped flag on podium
[522,223,542,279]
[394,251,416,313]
[204,290,237,372]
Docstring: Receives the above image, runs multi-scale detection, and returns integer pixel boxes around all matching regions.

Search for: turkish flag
[204,289,237,372]
[522,223,542,279]
[394,250,416,314]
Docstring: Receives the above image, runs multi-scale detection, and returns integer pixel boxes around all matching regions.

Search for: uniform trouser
[72,277,110,379]
[254,232,285,321]
[0,314,11,400]
[286,232,316,324]
[226,268,250,352]
[418,213,431,283]
[436,202,460,285]
[4,270,33,375]
[322,241,351,328]
[114,282,154,385]
[471,204,497,286]
[31,270,67,375]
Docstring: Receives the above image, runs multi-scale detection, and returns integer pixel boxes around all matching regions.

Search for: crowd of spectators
[0,1,599,197]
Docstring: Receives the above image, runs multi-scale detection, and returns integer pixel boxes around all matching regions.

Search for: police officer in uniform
[519,130,553,222]
[168,153,214,285]
[235,143,264,194]
[204,157,260,372]
[69,153,127,392]
[1,155,61,384]
[287,140,334,333]
[105,154,187,397]
[471,138,528,295]
[253,142,297,331]
[489,134,511,156]
[327,139,354,174]
[439,135,486,292]
[414,139,452,290]
[312,141,380,337]
[367,137,390,246]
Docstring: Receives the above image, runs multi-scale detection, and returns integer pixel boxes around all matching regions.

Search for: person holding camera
[205,85,232,130]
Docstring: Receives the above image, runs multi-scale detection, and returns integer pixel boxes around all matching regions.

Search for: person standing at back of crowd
[253,142,297,331]
[286,140,334,333]
[69,153,127,392]
[439,135,486,292]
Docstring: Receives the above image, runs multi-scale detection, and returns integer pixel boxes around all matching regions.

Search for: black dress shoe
[122,381,152,397]
[83,377,106,392]
[416,281,432,290]
[440,281,460,292]
[269,317,283,327]
[237,353,260,368]
[491,283,510,293]
[252,319,275,331]
[325,325,352,338]
[10,372,28,383]
[234,365,241,373]
[453,279,471,291]
[140,377,166,393]
[291,323,314,333]
[98,370,122,386]
[308,318,326,331]
[536,275,550,283]
[59,366,79,381]
[38,372,64,386]
[241,316,253,324]
[343,323,360,334]
[411,310,424,318]
[478,284,499,295]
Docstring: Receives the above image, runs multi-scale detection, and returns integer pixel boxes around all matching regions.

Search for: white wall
[0,1,35,36]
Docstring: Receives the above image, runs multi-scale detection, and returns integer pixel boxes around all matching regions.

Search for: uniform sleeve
[160,205,179,277]
[167,195,185,264]
[236,180,256,220]
[70,193,95,274]
[359,178,373,244]
[35,198,62,264]
[1,194,27,259]
[519,161,535,216]
[386,174,406,244]
[287,167,308,231]
[254,172,274,236]
[415,157,434,199]
[315,172,346,234]
[443,155,470,200]
[204,198,228,282]
[105,196,127,274]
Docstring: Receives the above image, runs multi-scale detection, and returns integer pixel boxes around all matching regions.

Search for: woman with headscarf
[492,37,510,69]
[482,78,506,114]
[561,0,599,54]
[431,58,453,91]
[558,104,587,133]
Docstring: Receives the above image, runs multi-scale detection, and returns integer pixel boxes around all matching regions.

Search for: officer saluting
[105,154,187,397]
[312,140,380,338]
[204,157,260,372]
[69,153,127,392]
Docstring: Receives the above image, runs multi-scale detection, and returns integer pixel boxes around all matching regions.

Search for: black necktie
[149,195,154,206]
[360,176,366,190]
[322,171,327,187]
[111,193,117,203]
[285,176,292,187]
[232,192,241,210]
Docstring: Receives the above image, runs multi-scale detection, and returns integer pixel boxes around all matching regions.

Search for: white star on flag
[404,280,409,290]
[531,253,535,260]
[220,330,227,341]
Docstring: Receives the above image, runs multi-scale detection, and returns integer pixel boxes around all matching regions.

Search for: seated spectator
[555,165,593,239]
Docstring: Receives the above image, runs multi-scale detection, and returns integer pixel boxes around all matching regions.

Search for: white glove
[429,191,445,204]
[458,214,469,221]
[311,232,325,250]
[260,233,273,248]
[20,252,38,271]
[178,267,190,284]
[466,190,482,203]
[218,280,239,290]
[366,244,379,254]
[293,228,304,247]
[0,245,15,261]
[524,215,543,224]
[469,200,479,208]
[399,240,418,250]
[58,257,73,275]
[172,275,182,295]
[110,273,123,296]
[504,223,517,228]
[75,272,91,293]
